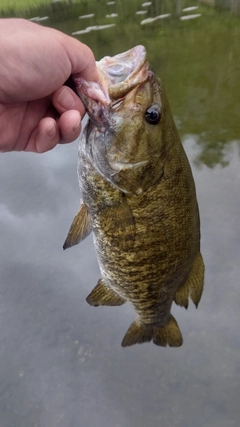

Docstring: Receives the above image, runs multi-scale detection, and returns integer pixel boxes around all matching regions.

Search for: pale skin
[0,18,98,153]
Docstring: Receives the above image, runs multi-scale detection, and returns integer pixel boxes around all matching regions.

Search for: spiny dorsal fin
[63,199,91,250]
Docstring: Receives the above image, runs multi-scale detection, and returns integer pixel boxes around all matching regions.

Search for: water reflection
[180,13,201,20]
[183,6,199,12]
[0,136,239,427]
[136,10,148,15]
[29,16,49,21]
[106,13,118,18]
[141,13,170,24]
[72,23,116,36]
[79,14,95,19]
[0,1,240,427]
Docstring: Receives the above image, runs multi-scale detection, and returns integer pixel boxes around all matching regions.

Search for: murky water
[0,1,240,426]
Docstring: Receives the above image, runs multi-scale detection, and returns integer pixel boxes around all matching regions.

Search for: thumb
[60,33,99,82]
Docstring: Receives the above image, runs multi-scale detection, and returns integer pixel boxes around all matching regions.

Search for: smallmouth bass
[64,46,204,347]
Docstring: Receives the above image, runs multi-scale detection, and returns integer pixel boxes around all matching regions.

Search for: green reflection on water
[1,0,239,167]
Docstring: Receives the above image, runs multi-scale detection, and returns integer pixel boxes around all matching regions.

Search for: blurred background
[0,1,239,426]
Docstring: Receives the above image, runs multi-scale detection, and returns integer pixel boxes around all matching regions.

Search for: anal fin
[174,252,205,309]
[63,199,91,250]
[121,315,183,348]
[86,278,126,307]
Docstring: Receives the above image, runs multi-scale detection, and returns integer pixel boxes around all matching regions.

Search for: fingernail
[47,124,57,138]
[57,88,75,109]
[73,120,81,133]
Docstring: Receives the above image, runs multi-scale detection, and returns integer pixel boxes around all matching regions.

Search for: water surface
[0,1,240,426]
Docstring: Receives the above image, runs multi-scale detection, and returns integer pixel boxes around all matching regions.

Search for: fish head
[73,45,172,195]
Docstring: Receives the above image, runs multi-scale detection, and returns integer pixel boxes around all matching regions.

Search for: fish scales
[81,148,197,302]
[64,45,205,347]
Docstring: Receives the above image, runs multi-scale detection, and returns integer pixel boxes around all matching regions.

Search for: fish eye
[145,104,161,125]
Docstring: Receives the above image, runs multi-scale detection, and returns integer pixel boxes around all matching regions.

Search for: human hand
[0,18,98,153]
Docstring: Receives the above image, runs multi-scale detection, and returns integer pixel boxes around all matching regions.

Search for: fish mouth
[97,45,149,101]
[72,45,150,123]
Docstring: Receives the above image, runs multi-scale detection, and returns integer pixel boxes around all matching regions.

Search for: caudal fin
[121,315,183,348]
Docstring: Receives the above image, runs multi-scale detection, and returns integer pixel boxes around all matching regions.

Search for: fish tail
[121,315,183,348]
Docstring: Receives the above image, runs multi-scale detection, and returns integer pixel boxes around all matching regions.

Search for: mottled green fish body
[64,46,204,347]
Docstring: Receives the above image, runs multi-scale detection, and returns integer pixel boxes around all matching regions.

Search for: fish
[63,45,205,347]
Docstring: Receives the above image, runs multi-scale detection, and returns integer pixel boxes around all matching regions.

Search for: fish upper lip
[73,45,149,106]
[99,45,148,100]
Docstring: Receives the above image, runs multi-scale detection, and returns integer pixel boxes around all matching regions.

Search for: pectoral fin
[63,200,91,250]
